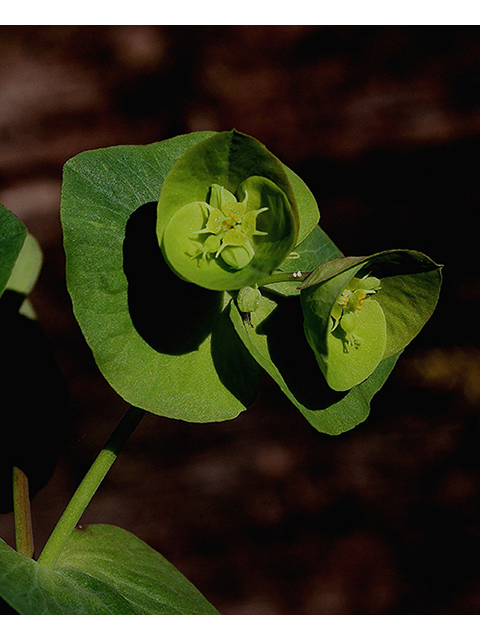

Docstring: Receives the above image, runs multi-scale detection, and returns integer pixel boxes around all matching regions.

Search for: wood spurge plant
[0,130,442,614]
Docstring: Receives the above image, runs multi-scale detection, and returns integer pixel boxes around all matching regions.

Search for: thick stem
[37,405,146,570]
[13,466,34,558]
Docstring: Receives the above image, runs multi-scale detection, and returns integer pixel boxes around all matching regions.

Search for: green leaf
[281,164,321,246]
[0,303,67,513]
[376,266,442,358]
[158,131,299,291]
[230,224,396,430]
[262,224,342,297]
[300,250,442,391]
[61,133,261,422]
[230,293,401,435]
[319,298,387,391]
[0,204,28,297]
[5,233,43,297]
[0,525,218,614]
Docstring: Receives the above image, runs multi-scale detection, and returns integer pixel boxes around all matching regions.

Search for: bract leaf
[230,294,401,435]
[5,233,43,297]
[281,164,320,245]
[0,525,218,614]
[61,133,261,422]
[0,204,28,297]
[262,224,342,297]
[0,300,67,513]
[311,298,387,391]
[0,207,60,513]
[157,131,299,291]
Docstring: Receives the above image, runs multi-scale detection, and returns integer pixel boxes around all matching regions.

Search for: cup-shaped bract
[157,131,299,291]
[300,250,442,391]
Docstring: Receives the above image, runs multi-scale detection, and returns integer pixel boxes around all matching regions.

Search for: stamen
[188,185,270,270]
[330,275,381,351]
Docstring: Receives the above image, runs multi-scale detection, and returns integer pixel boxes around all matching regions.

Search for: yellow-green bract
[300,250,442,392]
[157,131,299,291]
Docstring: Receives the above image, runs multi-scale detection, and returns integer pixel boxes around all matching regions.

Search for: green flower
[330,275,382,351]
[188,184,268,270]
[58,127,441,434]
[157,131,299,291]
[300,250,442,391]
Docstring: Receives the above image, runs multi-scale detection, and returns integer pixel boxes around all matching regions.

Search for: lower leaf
[0,525,219,615]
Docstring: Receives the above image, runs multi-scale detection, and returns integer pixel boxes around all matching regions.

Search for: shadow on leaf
[123,202,223,355]
[257,293,347,410]
[0,291,69,514]
[211,305,262,409]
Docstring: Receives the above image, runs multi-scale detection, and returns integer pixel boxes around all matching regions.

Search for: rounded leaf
[0,524,218,614]
[61,133,261,422]
[306,297,387,391]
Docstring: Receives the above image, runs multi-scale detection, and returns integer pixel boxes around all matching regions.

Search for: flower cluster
[330,275,381,351]
[188,184,268,270]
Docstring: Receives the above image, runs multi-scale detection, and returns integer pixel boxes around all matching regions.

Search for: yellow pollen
[356,292,367,309]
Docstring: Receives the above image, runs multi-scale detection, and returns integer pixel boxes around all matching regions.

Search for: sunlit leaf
[0,204,28,297]
[61,133,262,422]
[0,525,218,614]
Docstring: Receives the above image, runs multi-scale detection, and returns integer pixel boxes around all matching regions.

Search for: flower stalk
[13,466,34,559]
[37,405,146,569]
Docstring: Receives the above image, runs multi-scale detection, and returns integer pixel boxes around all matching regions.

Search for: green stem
[13,466,34,558]
[37,405,146,569]
[257,270,310,287]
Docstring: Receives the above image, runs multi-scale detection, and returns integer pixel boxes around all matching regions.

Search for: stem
[37,405,146,570]
[13,466,34,558]
[257,270,310,287]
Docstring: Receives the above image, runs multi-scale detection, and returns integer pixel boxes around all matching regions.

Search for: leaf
[5,233,43,297]
[158,131,299,291]
[300,248,440,290]
[0,207,60,512]
[230,225,397,427]
[157,130,298,239]
[262,224,343,297]
[281,164,321,246]
[61,133,262,422]
[318,298,387,391]
[230,294,401,435]
[0,204,28,297]
[299,254,368,289]
[376,266,442,358]
[0,525,218,614]
[291,224,343,269]
[0,300,67,513]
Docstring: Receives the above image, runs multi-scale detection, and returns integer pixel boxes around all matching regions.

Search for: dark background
[0,25,478,614]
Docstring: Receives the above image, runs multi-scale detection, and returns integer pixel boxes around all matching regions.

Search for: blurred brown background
[0,25,478,614]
